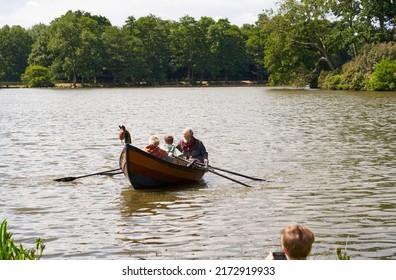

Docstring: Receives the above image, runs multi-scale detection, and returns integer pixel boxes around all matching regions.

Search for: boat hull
[119,144,206,189]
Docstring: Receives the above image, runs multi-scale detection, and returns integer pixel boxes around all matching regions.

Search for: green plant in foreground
[336,247,351,260]
[0,219,45,260]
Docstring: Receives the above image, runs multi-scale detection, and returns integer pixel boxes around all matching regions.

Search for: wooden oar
[195,162,271,182]
[209,165,272,182]
[54,168,121,182]
[208,169,253,188]
[100,171,124,176]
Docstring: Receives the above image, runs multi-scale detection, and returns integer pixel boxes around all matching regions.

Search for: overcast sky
[0,0,278,28]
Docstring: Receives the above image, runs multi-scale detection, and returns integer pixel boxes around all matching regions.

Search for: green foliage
[0,25,33,81]
[318,71,342,89]
[262,1,341,86]
[130,15,173,85]
[241,22,267,82]
[369,60,396,91]
[336,247,351,260]
[21,65,54,87]
[28,24,53,67]
[261,0,395,87]
[339,60,366,90]
[319,42,396,90]
[0,219,45,260]
[0,2,395,88]
[207,19,249,81]
[47,10,111,87]
[102,26,134,85]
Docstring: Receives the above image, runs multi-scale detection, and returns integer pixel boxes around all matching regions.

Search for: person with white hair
[176,128,208,164]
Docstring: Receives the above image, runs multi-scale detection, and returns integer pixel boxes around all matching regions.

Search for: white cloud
[0,0,277,28]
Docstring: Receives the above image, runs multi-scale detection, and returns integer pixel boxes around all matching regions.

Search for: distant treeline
[0,0,395,90]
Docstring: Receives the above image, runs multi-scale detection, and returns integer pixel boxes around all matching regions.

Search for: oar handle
[208,169,253,188]
[194,162,270,182]
[73,168,121,179]
[210,166,269,181]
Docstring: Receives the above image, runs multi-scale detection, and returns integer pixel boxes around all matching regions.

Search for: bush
[0,219,45,260]
[21,65,54,88]
[369,60,396,91]
[319,42,396,91]
[327,73,342,90]
[318,71,344,90]
[339,60,367,90]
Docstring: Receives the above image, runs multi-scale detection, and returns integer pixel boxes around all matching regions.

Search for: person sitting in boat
[162,134,182,157]
[176,128,208,164]
[119,125,132,144]
[144,135,169,160]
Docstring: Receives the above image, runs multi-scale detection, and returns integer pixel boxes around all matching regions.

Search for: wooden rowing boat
[119,144,207,189]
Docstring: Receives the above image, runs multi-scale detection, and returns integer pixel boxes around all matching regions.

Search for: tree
[262,11,317,86]
[77,15,111,84]
[48,10,110,87]
[329,0,363,57]
[170,16,200,83]
[330,0,396,57]
[207,19,249,82]
[48,11,83,87]
[0,25,32,81]
[261,0,353,86]
[102,25,143,85]
[360,0,396,35]
[195,17,217,83]
[281,0,347,71]
[241,18,268,82]
[28,24,53,68]
[125,15,173,85]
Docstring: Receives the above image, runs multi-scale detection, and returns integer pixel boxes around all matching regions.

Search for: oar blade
[53,168,122,182]
[53,177,77,182]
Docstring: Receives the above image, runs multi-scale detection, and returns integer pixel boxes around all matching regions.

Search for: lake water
[0,87,395,260]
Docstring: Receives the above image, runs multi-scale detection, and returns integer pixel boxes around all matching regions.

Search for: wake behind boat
[119,144,207,189]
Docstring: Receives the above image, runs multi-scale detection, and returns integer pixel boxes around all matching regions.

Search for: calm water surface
[0,87,395,259]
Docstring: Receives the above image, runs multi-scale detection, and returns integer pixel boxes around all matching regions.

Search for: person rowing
[176,128,208,165]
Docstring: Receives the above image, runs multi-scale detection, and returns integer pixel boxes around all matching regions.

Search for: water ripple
[0,88,395,259]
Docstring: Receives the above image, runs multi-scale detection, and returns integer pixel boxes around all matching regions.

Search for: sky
[0,0,278,28]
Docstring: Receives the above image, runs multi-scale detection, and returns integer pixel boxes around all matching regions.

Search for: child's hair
[164,134,174,144]
[149,135,160,146]
[281,225,315,259]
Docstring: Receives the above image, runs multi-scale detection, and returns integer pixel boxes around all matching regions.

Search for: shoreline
[0,80,265,89]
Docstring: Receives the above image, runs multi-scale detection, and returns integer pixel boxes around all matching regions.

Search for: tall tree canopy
[47,10,111,87]
[261,0,395,86]
[0,25,32,81]
[0,2,394,89]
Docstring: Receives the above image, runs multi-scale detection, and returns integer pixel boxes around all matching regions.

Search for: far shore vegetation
[0,0,395,91]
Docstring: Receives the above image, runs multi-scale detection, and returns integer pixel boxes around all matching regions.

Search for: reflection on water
[0,88,395,259]
[119,183,207,216]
